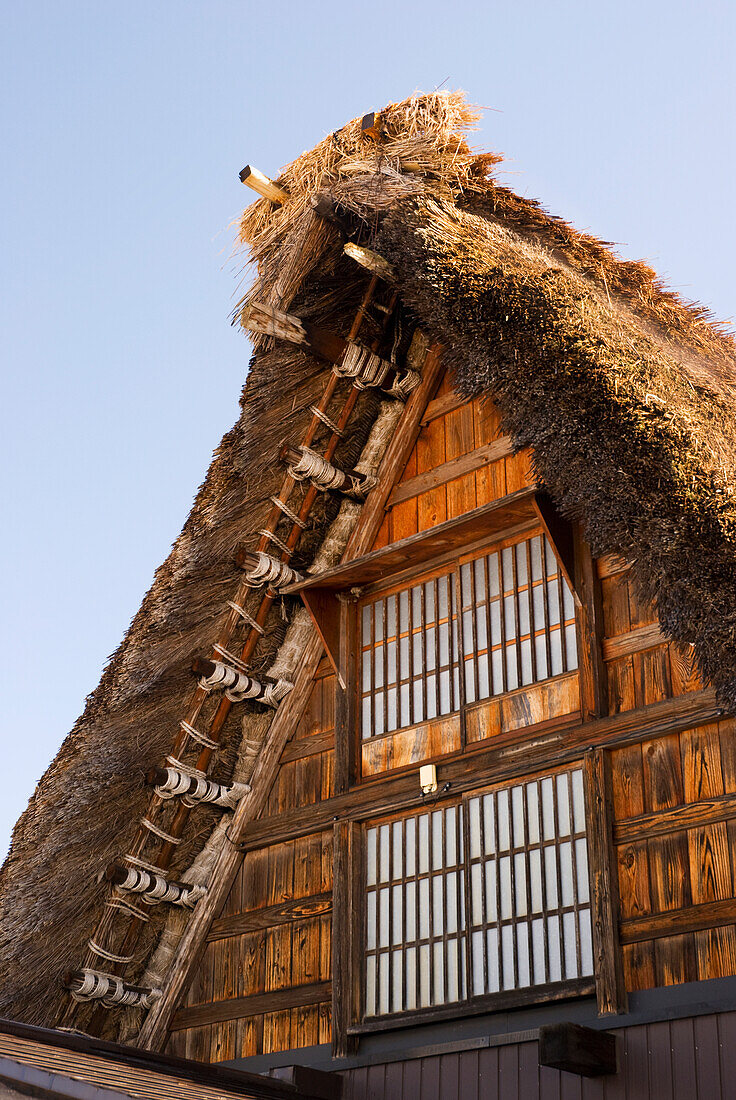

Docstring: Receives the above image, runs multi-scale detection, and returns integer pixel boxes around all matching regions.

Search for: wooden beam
[344,342,444,560]
[614,790,736,845]
[388,436,514,505]
[170,981,331,1031]
[361,111,381,141]
[239,165,289,204]
[602,621,667,661]
[279,728,334,763]
[538,1023,617,1077]
[207,892,332,942]
[241,303,347,363]
[332,821,358,1058]
[420,388,469,426]
[620,897,736,944]
[236,690,722,852]
[584,749,628,1015]
[288,489,537,595]
[343,242,395,283]
[301,588,342,682]
[334,596,359,790]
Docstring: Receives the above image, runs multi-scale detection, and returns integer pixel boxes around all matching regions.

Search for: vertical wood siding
[341,1010,736,1098]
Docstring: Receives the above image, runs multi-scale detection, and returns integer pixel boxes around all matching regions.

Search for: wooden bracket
[533,492,579,607]
[300,589,343,685]
[539,1022,617,1077]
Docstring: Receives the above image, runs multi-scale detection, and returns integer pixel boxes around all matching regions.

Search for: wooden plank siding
[166,377,736,1067]
[611,719,736,992]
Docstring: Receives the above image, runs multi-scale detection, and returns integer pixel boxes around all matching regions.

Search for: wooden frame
[352,525,580,780]
[346,763,597,1035]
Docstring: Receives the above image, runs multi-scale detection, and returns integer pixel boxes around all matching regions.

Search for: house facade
[3,92,736,1097]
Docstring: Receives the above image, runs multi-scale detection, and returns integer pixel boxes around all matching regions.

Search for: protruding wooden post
[238,165,289,204]
[343,242,395,282]
[584,748,628,1015]
[361,111,382,141]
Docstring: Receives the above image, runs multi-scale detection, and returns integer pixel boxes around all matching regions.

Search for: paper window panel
[364,804,466,1017]
[459,535,578,706]
[360,572,460,739]
[466,768,593,996]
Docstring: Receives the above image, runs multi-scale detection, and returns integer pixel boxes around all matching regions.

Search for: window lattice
[360,572,460,739]
[359,535,577,740]
[364,805,466,1016]
[467,769,593,996]
[363,769,593,1019]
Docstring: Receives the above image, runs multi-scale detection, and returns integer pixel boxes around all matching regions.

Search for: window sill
[348,978,596,1035]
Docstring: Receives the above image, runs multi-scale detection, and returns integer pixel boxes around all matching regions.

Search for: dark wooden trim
[615,791,736,846]
[538,1022,617,1077]
[348,978,595,1034]
[420,389,469,425]
[288,490,538,595]
[280,729,335,764]
[0,1018,306,1100]
[170,982,332,1031]
[388,437,514,505]
[584,749,628,1015]
[332,821,359,1057]
[602,622,667,661]
[241,691,722,851]
[620,898,736,944]
[207,893,333,942]
[574,525,607,721]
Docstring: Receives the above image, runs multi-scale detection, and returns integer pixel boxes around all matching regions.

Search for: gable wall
[165,374,735,1065]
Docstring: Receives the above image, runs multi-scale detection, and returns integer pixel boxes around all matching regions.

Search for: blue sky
[1,0,734,858]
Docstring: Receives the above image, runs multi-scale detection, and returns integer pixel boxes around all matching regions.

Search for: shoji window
[466,768,593,996]
[362,768,593,1020]
[459,534,578,705]
[364,804,466,1016]
[359,534,577,739]
[360,572,460,738]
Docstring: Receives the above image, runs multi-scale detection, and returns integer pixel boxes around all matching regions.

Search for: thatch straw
[234,91,492,345]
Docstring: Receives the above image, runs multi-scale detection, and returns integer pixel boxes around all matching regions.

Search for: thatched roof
[1,89,735,1034]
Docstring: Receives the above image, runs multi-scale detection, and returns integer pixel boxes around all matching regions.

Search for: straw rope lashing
[333,341,392,390]
[226,600,265,633]
[269,494,307,528]
[179,719,218,750]
[287,444,377,500]
[240,549,304,590]
[65,969,161,1009]
[104,863,206,910]
[193,657,293,708]
[148,765,249,810]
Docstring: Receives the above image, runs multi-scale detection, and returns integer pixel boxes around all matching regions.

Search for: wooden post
[574,525,608,721]
[239,165,289,204]
[334,595,359,793]
[332,820,360,1057]
[583,748,627,1015]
